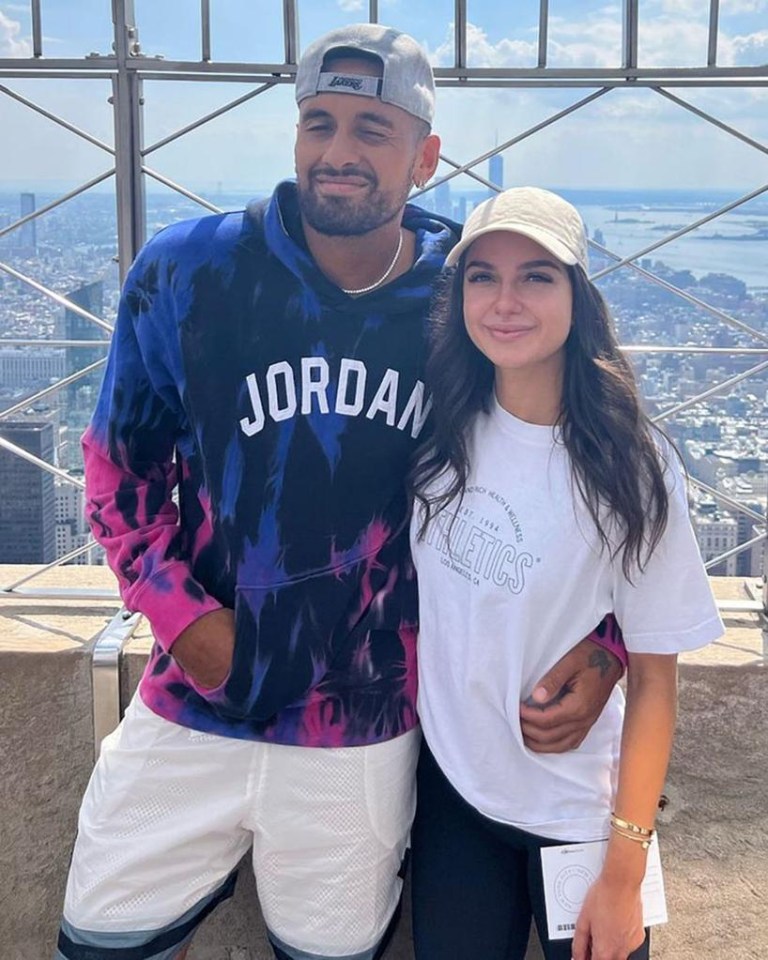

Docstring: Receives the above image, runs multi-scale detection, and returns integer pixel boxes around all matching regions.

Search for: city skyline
[1,179,765,572]
[0,2,766,572]
[1,1,768,192]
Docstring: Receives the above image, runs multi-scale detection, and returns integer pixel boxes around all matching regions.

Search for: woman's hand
[571,874,645,960]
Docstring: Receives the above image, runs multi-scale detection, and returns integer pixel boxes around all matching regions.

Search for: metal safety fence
[1,1,766,712]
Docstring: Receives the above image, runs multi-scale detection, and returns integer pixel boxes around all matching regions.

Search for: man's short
[55,693,419,960]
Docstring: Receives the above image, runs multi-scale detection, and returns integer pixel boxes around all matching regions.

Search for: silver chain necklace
[341,229,404,296]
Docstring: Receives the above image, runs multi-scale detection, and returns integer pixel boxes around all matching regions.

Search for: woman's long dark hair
[410,254,671,579]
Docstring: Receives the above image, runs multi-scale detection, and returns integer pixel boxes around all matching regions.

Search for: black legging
[411,743,650,960]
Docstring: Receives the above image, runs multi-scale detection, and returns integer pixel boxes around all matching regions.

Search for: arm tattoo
[588,648,613,679]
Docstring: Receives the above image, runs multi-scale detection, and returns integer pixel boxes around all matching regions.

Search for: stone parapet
[0,566,765,959]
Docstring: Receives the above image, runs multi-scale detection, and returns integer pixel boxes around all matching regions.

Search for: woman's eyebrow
[464,258,563,271]
[520,258,564,271]
[465,259,495,270]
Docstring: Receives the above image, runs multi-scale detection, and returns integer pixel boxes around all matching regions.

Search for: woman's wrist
[602,836,648,888]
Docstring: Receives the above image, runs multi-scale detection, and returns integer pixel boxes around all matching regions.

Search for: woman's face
[462,231,573,396]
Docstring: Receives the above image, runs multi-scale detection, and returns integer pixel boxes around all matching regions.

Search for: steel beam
[705,532,766,571]
[0,170,116,242]
[283,0,299,65]
[426,89,611,196]
[3,55,765,82]
[624,0,639,71]
[0,83,114,153]
[455,0,467,70]
[31,0,43,58]
[708,0,720,68]
[0,359,108,421]
[538,0,549,69]
[590,183,768,283]
[1,583,118,599]
[142,167,224,215]
[0,260,113,331]
[588,239,768,348]
[654,88,768,157]
[652,359,768,423]
[143,82,276,157]
[112,0,146,280]
[689,478,765,527]
[201,0,212,63]
[0,436,85,488]
[0,339,110,348]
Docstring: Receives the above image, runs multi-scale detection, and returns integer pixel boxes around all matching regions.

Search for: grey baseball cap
[295,23,435,126]
[445,187,589,272]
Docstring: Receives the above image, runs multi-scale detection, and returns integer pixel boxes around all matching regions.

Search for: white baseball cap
[445,186,589,272]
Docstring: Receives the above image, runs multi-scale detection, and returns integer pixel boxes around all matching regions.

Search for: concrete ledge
[1,567,765,959]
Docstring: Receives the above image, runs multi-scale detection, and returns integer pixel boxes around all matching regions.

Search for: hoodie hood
[247,179,460,313]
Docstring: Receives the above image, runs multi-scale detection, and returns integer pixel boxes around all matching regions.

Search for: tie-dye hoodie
[82,180,460,747]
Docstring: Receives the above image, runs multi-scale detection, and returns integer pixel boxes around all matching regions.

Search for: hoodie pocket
[205,565,370,721]
[205,518,413,722]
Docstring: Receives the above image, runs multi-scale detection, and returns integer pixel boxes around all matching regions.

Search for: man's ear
[415,133,441,187]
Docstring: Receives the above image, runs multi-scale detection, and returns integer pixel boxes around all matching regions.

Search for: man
[56,24,624,960]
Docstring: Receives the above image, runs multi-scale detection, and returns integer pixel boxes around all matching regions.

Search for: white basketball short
[55,692,420,960]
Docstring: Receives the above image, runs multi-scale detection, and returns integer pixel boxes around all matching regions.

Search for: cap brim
[445,223,580,269]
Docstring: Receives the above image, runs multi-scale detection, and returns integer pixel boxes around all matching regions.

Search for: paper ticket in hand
[539,834,668,941]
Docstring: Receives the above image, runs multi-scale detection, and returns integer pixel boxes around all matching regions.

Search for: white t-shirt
[411,398,724,842]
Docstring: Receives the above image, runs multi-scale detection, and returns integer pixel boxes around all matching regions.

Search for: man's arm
[83,242,224,659]
[519,615,625,753]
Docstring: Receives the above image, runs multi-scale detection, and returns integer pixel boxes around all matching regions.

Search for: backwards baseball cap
[445,186,589,272]
[295,23,435,126]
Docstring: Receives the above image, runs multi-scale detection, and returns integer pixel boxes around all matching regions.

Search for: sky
[0,0,767,195]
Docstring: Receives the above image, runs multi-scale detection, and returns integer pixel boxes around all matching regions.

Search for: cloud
[431,23,539,68]
[425,13,767,192]
[336,0,365,11]
[711,0,767,10]
[430,11,768,72]
[649,0,767,13]
[592,95,660,119]
[726,29,768,65]
[0,10,30,56]
[655,0,708,13]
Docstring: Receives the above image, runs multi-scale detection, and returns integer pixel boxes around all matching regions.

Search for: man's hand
[171,607,235,690]
[520,638,622,753]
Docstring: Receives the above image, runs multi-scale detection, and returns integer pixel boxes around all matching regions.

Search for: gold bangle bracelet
[610,823,653,849]
[611,813,653,837]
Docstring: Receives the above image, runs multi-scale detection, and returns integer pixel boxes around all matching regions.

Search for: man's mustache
[309,167,377,187]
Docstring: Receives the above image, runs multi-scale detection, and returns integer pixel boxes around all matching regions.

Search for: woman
[409,187,723,960]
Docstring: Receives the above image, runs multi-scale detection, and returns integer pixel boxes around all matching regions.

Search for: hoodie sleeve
[82,238,222,652]
[584,613,627,668]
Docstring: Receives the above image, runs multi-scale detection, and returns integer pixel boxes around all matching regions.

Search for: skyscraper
[60,280,108,470]
[0,420,56,563]
[488,153,504,197]
[435,180,452,218]
[19,192,37,255]
[65,281,106,380]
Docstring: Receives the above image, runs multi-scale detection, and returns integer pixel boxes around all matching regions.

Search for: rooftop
[1,563,766,959]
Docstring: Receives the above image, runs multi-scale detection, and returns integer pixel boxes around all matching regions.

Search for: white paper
[539,834,668,941]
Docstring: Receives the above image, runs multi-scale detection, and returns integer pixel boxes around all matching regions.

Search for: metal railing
[1,1,766,664]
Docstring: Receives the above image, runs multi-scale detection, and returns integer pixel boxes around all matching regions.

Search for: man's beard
[297,169,413,237]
